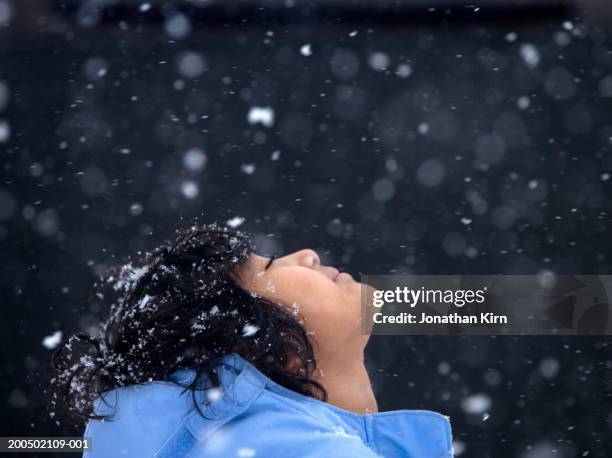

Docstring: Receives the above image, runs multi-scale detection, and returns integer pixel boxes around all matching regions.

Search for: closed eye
[265,254,276,270]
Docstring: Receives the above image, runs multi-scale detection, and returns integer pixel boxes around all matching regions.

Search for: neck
[313,352,378,414]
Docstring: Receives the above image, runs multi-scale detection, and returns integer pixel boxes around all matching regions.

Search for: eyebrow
[264,254,276,270]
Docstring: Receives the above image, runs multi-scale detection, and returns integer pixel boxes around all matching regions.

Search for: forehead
[235,253,268,277]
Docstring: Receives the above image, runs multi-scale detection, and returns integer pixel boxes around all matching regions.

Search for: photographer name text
[372,311,508,325]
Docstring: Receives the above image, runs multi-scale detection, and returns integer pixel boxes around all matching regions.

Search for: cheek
[261,269,363,335]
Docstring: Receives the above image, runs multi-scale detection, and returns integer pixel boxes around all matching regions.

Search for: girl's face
[234,249,373,358]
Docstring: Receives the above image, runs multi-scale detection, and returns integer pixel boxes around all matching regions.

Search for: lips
[325,267,340,282]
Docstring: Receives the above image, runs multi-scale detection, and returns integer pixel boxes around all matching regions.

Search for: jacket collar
[169,353,453,456]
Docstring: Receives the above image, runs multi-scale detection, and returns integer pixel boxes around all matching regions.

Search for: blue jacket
[84,353,453,457]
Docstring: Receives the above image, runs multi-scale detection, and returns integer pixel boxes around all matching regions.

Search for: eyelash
[265,254,276,270]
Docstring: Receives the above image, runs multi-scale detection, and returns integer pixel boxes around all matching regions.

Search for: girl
[51,222,452,457]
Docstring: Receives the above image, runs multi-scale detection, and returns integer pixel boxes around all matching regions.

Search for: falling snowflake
[181,180,199,199]
[519,43,540,68]
[206,387,223,403]
[42,331,63,350]
[226,216,245,228]
[241,163,256,175]
[300,44,312,56]
[461,393,492,415]
[246,106,274,128]
[242,323,259,337]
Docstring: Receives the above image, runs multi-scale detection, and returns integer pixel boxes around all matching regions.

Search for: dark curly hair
[49,221,326,421]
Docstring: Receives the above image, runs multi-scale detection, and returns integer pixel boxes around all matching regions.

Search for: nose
[296,249,340,282]
[296,249,320,269]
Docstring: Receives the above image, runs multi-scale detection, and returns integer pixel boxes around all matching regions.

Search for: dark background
[1,1,611,456]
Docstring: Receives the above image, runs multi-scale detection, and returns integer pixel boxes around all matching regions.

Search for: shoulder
[84,361,380,458]
[157,387,380,458]
[84,381,195,458]
[84,380,378,458]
